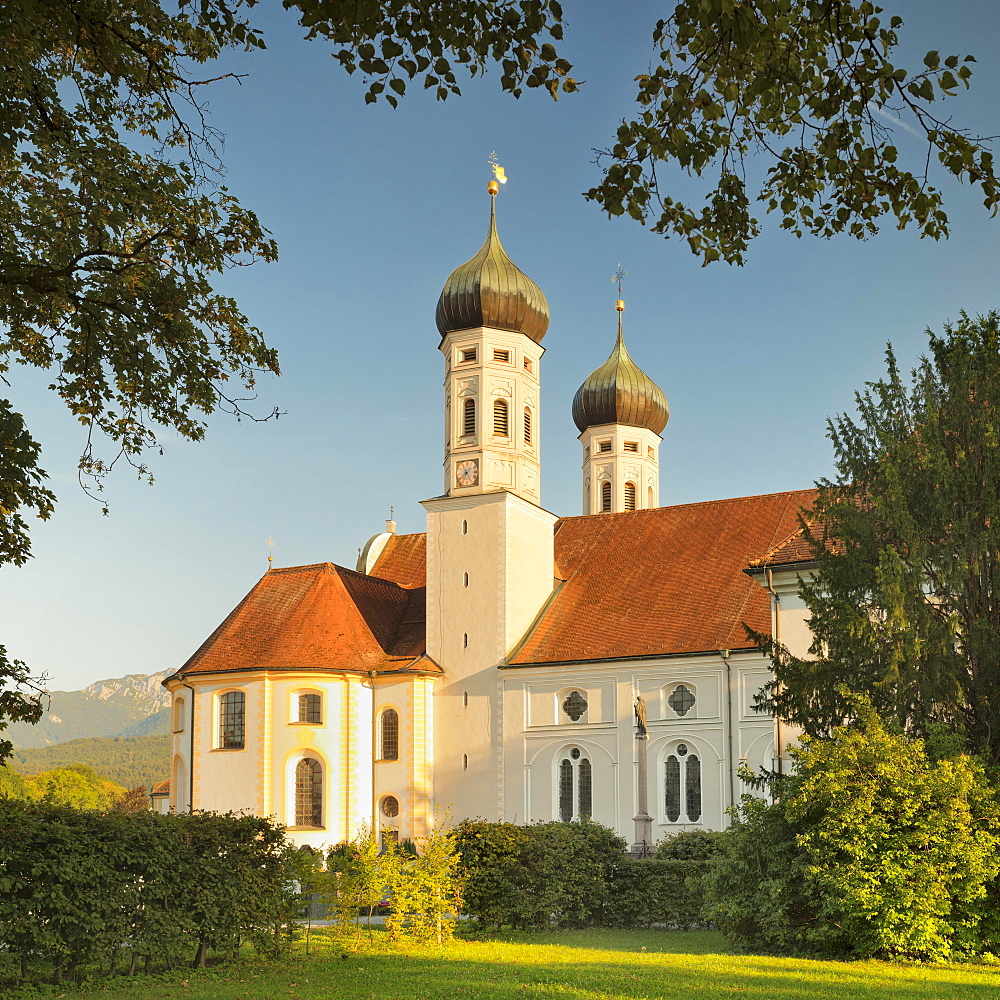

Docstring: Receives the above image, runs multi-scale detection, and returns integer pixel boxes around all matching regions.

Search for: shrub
[704,710,1000,959]
[654,830,726,861]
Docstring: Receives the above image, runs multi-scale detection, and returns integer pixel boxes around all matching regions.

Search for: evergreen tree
[757,312,1000,760]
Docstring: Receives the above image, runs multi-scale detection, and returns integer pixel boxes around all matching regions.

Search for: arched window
[624,482,637,511]
[219,691,245,749]
[463,397,476,436]
[664,743,701,823]
[523,407,532,445]
[493,398,509,436]
[295,757,323,828]
[173,697,185,733]
[298,692,322,723]
[380,708,399,761]
[601,481,612,512]
[648,485,654,508]
[558,747,593,821]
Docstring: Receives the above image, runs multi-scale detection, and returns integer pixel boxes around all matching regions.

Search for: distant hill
[9,735,171,789]
[7,670,172,748]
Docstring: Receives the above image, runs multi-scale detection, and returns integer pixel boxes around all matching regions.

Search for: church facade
[162,180,817,849]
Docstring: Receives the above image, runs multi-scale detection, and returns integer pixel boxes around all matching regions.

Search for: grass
[10,928,1000,999]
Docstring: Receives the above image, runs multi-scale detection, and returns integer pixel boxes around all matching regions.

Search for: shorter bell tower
[573,297,669,514]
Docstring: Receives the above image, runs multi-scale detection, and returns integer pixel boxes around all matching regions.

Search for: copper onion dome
[436,187,549,343]
[572,306,669,434]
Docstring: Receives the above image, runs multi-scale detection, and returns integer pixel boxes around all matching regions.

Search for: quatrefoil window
[668,684,696,717]
[562,691,588,722]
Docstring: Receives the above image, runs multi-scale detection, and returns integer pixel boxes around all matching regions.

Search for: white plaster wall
[579,423,661,514]
[503,655,746,841]
[424,491,557,825]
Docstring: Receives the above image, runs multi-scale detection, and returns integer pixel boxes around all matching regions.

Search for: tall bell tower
[424,169,557,822]
[436,178,546,503]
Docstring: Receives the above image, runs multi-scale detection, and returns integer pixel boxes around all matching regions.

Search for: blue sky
[3,1,999,693]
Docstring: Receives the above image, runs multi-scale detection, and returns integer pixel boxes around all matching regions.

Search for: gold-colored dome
[435,190,549,343]
[572,312,669,434]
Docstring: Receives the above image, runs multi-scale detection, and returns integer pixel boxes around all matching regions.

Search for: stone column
[632,732,653,855]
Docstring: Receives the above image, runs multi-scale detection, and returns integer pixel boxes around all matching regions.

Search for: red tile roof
[371,533,426,588]
[748,526,817,568]
[174,490,818,680]
[509,489,818,665]
[151,779,170,796]
[177,563,431,677]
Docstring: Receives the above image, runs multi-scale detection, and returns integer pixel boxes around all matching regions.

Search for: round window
[677,743,688,756]
[381,795,399,818]
[570,747,581,760]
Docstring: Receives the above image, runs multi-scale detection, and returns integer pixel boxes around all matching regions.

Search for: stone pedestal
[632,733,653,856]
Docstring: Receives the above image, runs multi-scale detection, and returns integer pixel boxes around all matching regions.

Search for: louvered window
[463,398,476,436]
[599,440,612,453]
[380,708,399,761]
[219,691,245,749]
[624,441,638,452]
[523,407,532,445]
[493,349,510,362]
[493,398,509,436]
[624,482,637,511]
[523,358,533,373]
[461,347,477,363]
[298,692,321,723]
[601,481,612,512]
[295,757,323,827]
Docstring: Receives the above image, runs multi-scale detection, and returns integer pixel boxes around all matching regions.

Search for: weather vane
[612,263,628,311]
[266,536,274,570]
[488,151,507,188]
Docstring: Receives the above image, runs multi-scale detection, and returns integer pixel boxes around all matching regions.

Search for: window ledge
[285,826,326,832]
[288,721,323,727]
[211,746,247,753]
[375,757,399,764]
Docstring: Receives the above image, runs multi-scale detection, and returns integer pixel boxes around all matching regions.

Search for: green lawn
[11,928,1000,999]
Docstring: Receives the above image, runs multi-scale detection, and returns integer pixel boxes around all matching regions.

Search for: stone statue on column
[632,694,653,855]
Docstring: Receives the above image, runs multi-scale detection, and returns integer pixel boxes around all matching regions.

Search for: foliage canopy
[588,1,998,264]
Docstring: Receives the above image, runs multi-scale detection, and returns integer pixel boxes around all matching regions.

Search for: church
[161,175,817,850]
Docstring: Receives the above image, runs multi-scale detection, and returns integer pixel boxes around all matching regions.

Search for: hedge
[455,819,710,930]
[601,859,713,928]
[0,801,303,988]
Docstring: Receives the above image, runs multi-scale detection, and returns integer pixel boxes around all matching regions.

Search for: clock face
[456,459,479,487]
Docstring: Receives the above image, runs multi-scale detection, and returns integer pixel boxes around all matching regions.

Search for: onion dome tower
[573,298,669,514]
[422,168,559,826]
[435,175,547,503]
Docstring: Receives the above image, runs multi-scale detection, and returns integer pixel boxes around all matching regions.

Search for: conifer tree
[756,312,1000,761]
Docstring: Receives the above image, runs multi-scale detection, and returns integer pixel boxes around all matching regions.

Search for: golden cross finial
[488,151,507,194]
[389,504,396,519]
[266,536,274,570]
[612,263,628,311]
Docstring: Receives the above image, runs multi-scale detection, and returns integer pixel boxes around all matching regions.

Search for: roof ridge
[555,487,817,524]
